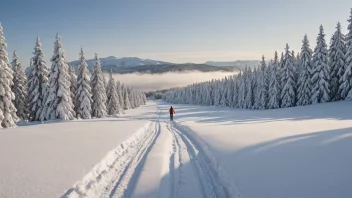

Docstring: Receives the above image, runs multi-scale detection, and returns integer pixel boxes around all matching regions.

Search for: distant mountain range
[69,56,171,68]
[205,60,260,68]
[68,56,258,74]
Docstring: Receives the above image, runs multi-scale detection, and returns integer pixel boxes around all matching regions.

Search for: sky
[1,0,352,65]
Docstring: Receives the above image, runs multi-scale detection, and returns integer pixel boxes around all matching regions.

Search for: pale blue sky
[1,0,352,65]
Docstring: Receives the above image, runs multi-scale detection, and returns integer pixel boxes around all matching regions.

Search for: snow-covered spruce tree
[69,64,77,112]
[28,36,49,121]
[122,84,131,110]
[44,33,75,120]
[75,47,92,119]
[268,51,281,109]
[311,25,330,103]
[91,53,107,118]
[116,81,125,113]
[244,68,254,109]
[106,71,121,115]
[232,76,239,107]
[219,77,227,107]
[225,76,234,107]
[281,44,297,108]
[252,66,260,109]
[258,55,268,109]
[238,71,246,108]
[295,52,301,83]
[279,52,285,86]
[128,88,137,108]
[297,35,313,106]
[341,9,352,100]
[12,51,29,120]
[329,22,346,101]
[0,25,18,127]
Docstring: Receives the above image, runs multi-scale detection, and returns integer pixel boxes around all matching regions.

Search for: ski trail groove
[167,122,233,198]
[167,123,186,198]
[63,109,161,198]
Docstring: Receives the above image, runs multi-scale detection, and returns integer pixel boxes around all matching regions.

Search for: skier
[169,106,175,121]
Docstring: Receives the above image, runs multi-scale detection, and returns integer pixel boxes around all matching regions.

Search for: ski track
[167,122,236,198]
[63,106,237,198]
[63,109,161,198]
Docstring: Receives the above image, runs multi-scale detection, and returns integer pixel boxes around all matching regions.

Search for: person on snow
[169,106,175,121]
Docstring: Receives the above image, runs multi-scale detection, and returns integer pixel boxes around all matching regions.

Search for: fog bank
[107,71,237,92]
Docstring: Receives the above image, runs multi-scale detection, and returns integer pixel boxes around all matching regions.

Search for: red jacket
[169,108,175,115]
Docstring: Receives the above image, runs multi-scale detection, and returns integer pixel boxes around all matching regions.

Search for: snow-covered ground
[0,103,157,198]
[1,100,352,198]
[158,101,352,198]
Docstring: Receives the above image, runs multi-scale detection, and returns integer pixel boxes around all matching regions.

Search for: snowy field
[1,100,352,198]
[0,103,157,198]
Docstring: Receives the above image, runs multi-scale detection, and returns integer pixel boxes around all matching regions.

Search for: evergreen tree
[91,53,107,118]
[0,25,18,127]
[219,77,227,107]
[341,9,352,100]
[238,72,246,108]
[281,44,297,108]
[297,35,313,106]
[268,51,281,109]
[106,70,121,115]
[252,67,260,109]
[311,25,330,103]
[232,78,239,108]
[244,68,253,108]
[12,51,29,120]
[28,36,49,121]
[258,56,268,109]
[329,22,346,101]
[75,47,92,119]
[45,33,75,120]
[69,64,77,112]
[295,52,301,83]
[116,81,125,113]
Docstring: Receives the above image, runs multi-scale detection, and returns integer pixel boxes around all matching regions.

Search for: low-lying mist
[108,71,237,92]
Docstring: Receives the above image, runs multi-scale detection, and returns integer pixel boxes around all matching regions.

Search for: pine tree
[69,64,77,113]
[268,51,281,109]
[297,35,313,106]
[106,70,121,115]
[341,9,352,100]
[45,33,75,120]
[128,88,136,109]
[232,78,239,107]
[244,68,253,109]
[28,36,49,121]
[295,52,301,83]
[225,76,234,106]
[238,72,246,108]
[75,47,92,119]
[116,81,125,113]
[91,53,107,118]
[12,51,29,120]
[219,77,227,107]
[311,25,330,103]
[329,22,346,101]
[0,25,18,127]
[258,55,268,109]
[281,44,297,108]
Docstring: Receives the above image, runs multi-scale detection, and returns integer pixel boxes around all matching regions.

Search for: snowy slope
[1,100,351,198]
[157,101,352,198]
[0,103,157,198]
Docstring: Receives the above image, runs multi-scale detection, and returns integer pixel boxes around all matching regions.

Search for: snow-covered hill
[1,101,351,198]
[69,56,172,69]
